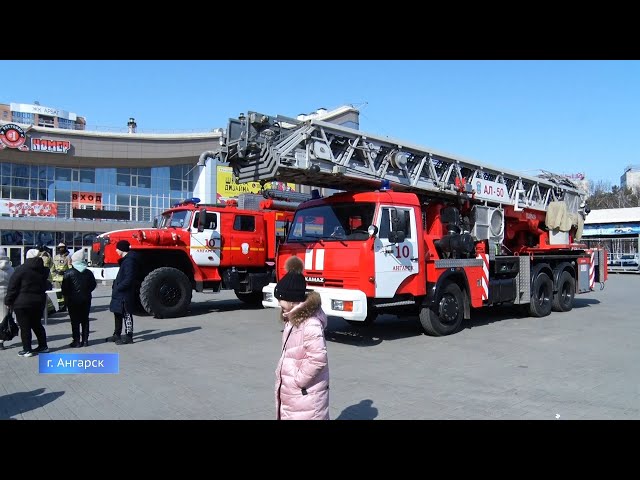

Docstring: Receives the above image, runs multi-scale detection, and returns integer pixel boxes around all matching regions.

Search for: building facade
[621,165,640,192]
[0,104,359,266]
[582,206,640,270]
[0,102,86,130]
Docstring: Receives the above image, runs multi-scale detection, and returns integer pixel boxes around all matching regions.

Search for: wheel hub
[439,295,459,324]
[159,283,181,307]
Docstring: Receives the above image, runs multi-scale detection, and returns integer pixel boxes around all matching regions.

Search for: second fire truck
[89,189,305,318]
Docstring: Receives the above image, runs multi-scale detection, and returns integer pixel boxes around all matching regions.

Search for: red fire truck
[218,111,608,336]
[88,190,304,318]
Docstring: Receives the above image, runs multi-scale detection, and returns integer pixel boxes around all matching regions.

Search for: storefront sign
[583,224,640,236]
[0,200,58,217]
[0,123,29,151]
[31,138,71,154]
[72,191,102,209]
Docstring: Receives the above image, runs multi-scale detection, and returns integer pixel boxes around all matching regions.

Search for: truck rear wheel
[140,267,192,318]
[529,272,553,317]
[234,290,263,306]
[552,271,575,312]
[419,282,464,336]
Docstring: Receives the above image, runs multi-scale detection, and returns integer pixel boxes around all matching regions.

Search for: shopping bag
[0,310,19,341]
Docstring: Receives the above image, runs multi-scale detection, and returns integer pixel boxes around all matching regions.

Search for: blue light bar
[380,180,391,191]
[173,197,201,207]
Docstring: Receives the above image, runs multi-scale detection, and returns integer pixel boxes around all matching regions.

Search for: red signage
[31,138,71,154]
[0,201,58,217]
[72,191,102,209]
[0,124,29,151]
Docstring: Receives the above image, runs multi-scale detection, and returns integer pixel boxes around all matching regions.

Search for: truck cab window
[379,208,411,239]
[193,212,217,230]
[234,215,255,232]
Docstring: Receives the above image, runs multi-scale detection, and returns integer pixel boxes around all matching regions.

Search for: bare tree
[589,179,611,196]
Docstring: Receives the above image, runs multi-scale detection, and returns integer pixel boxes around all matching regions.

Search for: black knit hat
[274,256,307,302]
[116,240,130,252]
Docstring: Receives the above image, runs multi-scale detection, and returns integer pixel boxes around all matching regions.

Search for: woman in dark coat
[4,249,51,357]
[62,249,97,347]
[106,240,139,345]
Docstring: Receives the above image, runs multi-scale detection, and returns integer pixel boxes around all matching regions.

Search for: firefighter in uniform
[51,242,72,312]
[38,245,56,314]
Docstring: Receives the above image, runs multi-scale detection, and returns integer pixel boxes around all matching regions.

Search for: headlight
[264,291,273,302]
[331,300,353,312]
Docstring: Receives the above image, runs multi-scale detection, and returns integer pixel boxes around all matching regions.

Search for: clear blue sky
[2,60,638,187]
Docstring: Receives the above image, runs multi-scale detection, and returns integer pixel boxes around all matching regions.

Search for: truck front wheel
[419,282,464,336]
[140,267,193,318]
[234,290,263,306]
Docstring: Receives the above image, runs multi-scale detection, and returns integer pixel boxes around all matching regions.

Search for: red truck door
[190,210,221,267]
[225,212,267,266]
[374,205,420,297]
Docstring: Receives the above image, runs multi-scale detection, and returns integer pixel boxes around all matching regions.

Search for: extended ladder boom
[219,111,583,213]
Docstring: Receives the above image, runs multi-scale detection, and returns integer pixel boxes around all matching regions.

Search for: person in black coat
[106,240,139,345]
[61,250,97,348]
[3,249,52,357]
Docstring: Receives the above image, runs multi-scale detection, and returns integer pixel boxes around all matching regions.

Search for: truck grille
[305,271,343,288]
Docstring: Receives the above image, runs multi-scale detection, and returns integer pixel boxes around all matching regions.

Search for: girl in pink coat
[274,256,329,420]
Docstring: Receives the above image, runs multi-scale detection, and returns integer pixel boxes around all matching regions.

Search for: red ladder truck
[217,111,607,336]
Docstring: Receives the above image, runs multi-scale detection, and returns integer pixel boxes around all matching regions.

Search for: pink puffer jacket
[275,292,329,420]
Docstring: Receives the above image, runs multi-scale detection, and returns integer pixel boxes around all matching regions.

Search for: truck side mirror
[388,231,405,244]
[197,208,207,232]
[152,218,158,228]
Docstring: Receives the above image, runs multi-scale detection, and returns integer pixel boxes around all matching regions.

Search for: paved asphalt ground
[1,273,638,420]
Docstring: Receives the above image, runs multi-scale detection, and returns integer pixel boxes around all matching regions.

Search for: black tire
[529,272,553,317]
[346,307,377,327]
[552,271,575,312]
[131,282,147,316]
[140,267,193,318]
[234,290,263,306]
[419,282,464,336]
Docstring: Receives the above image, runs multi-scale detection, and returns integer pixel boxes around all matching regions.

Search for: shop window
[55,190,71,203]
[13,165,28,177]
[117,174,130,186]
[116,194,130,206]
[55,168,72,181]
[80,169,95,183]
[11,187,29,199]
[11,177,28,187]
[138,176,151,188]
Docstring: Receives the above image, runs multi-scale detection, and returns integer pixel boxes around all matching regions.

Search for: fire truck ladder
[219,111,583,213]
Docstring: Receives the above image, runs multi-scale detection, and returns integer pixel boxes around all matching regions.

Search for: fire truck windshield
[288,203,376,242]
[159,210,192,228]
